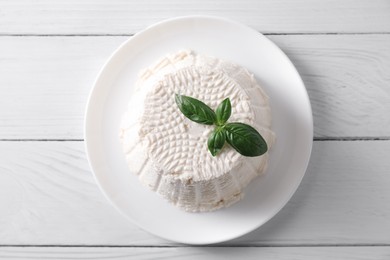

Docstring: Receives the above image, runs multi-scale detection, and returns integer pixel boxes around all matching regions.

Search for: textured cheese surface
[120,50,275,212]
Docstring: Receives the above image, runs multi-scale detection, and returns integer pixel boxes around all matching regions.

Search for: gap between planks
[0,32,390,37]
[0,244,389,248]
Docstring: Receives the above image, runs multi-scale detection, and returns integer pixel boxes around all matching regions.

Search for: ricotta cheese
[120,50,275,212]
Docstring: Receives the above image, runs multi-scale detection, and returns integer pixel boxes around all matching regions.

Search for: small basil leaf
[225,122,267,157]
[175,94,216,125]
[215,98,231,125]
[207,127,226,156]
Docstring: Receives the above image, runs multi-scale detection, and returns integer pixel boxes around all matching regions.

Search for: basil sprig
[175,94,268,157]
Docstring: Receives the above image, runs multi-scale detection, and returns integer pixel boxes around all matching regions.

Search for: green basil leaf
[207,127,226,156]
[215,98,231,125]
[225,122,268,157]
[175,94,216,125]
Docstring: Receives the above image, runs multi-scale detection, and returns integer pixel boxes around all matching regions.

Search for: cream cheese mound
[120,50,275,212]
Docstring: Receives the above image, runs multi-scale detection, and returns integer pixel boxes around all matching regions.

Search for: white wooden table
[1,1,390,259]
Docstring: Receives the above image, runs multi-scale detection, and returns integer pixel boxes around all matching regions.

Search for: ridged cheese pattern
[120,50,275,212]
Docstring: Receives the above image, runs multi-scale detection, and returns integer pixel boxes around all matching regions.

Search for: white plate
[85,16,313,245]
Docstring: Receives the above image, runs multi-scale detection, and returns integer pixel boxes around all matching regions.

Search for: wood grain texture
[0,141,151,245]
[0,246,389,260]
[270,35,390,138]
[0,36,124,139]
[0,141,389,246]
[0,0,389,34]
[0,35,389,139]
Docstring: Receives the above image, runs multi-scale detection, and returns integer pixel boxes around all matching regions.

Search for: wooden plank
[239,141,390,245]
[0,36,125,139]
[0,141,153,245]
[269,35,390,138]
[0,35,389,139]
[0,141,389,245]
[0,246,389,259]
[0,0,389,34]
